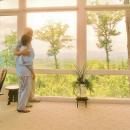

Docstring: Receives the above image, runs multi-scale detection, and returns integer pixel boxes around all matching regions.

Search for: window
[0,0,18,9]
[86,11,128,70]
[0,0,130,98]
[27,0,77,7]
[0,16,17,68]
[27,12,77,69]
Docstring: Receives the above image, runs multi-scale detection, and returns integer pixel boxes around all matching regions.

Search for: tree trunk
[105,45,110,69]
[54,54,59,69]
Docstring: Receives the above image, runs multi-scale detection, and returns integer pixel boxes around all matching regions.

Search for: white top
[5,85,19,90]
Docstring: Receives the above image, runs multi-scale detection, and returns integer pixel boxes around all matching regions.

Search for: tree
[87,11,124,69]
[0,31,17,67]
[35,22,73,69]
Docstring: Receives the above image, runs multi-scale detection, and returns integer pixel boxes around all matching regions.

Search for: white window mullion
[25,6,77,12]
[77,0,86,67]
[17,0,26,39]
[0,9,20,15]
[5,67,130,75]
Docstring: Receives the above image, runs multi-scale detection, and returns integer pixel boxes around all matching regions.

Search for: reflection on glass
[27,0,76,7]
[0,0,18,9]
[86,0,126,5]
[86,11,128,70]
[27,12,77,69]
[0,16,17,68]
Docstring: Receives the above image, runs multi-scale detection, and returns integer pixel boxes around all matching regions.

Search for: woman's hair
[21,34,32,46]
[23,27,33,37]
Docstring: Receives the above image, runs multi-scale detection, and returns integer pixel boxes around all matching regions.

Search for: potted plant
[73,64,93,98]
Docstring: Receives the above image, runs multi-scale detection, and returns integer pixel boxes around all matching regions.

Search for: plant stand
[76,97,88,108]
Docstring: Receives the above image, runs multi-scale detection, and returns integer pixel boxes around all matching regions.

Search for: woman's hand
[21,48,30,56]
[14,48,30,56]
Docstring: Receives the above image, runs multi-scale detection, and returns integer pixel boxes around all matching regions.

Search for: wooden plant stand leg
[76,97,88,108]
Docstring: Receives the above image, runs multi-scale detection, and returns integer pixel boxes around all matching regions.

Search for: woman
[16,34,35,113]
[14,27,40,102]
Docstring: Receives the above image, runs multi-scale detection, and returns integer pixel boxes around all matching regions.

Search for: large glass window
[86,11,128,70]
[27,0,77,7]
[0,0,130,98]
[0,16,17,68]
[0,0,18,9]
[27,12,77,69]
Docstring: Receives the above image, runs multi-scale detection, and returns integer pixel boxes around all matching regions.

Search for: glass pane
[27,12,77,69]
[0,0,18,9]
[89,75,129,98]
[5,73,18,85]
[86,11,128,70]
[0,16,17,68]
[35,74,76,97]
[86,0,127,5]
[27,0,76,7]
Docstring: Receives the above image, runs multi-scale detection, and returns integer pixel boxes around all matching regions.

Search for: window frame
[0,0,130,76]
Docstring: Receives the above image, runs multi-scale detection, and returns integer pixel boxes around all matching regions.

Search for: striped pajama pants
[17,76,32,110]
